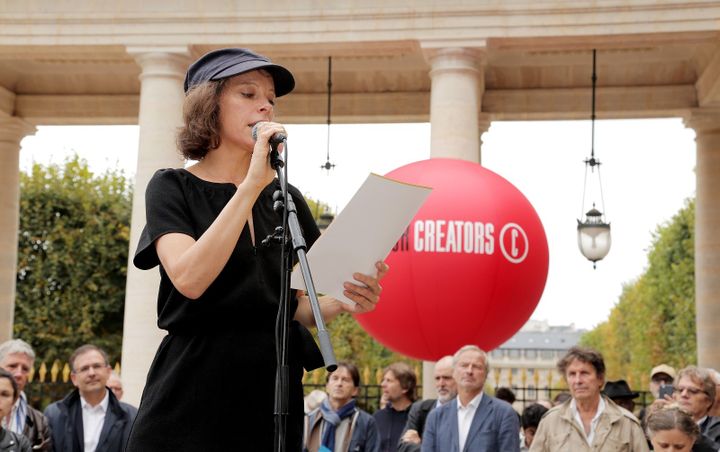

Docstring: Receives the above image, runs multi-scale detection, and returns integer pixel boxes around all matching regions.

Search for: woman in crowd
[0,369,31,452]
[645,404,704,452]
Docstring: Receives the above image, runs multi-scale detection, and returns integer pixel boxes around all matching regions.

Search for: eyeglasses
[674,385,708,396]
[73,363,108,375]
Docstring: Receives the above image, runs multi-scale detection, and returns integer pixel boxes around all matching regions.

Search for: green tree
[14,156,132,364]
[581,199,695,387]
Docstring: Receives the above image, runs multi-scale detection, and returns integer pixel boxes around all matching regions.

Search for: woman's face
[650,428,695,452]
[217,69,276,152]
[0,377,16,419]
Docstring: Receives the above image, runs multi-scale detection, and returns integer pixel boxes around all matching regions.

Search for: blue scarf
[319,398,357,452]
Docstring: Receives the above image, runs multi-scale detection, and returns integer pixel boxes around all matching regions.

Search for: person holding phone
[651,364,678,400]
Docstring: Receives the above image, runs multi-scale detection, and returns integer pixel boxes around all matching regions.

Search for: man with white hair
[399,355,457,452]
[421,345,519,452]
[0,339,52,451]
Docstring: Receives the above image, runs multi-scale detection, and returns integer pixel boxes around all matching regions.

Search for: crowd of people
[1,338,720,451]
[0,339,137,452]
[300,345,720,452]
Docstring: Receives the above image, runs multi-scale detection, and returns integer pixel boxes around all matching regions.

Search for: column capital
[683,108,720,134]
[0,115,36,145]
[422,46,487,76]
[478,113,492,136]
[126,46,191,82]
[0,86,15,117]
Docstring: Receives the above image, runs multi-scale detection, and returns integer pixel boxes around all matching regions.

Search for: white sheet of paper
[291,173,432,305]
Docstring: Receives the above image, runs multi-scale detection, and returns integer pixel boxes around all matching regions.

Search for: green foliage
[581,199,695,387]
[14,156,132,364]
[325,313,412,371]
[304,196,332,220]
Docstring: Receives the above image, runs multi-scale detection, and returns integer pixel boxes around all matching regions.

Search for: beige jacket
[529,396,649,452]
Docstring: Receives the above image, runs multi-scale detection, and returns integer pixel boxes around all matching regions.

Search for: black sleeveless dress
[126,168,322,452]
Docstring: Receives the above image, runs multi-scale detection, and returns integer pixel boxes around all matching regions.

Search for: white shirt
[81,391,109,452]
[571,396,606,446]
[457,392,483,451]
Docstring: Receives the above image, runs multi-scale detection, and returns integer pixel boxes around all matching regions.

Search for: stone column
[426,47,486,163]
[122,47,188,405]
[0,116,36,342]
[422,361,436,399]
[422,48,487,397]
[685,108,720,370]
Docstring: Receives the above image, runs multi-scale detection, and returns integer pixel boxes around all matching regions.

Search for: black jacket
[43,389,137,452]
[0,428,32,452]
[700,416,720,446]
[397,399,437,452]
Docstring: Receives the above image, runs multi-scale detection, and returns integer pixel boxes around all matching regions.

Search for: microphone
[251,122,285,169]
[251,122,286,145]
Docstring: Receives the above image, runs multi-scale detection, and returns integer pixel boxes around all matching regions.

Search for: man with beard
[398,356,456,452]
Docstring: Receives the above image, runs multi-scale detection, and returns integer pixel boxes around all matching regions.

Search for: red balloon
[355,158,549,361]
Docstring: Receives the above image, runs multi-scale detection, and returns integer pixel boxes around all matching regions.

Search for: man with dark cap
[603,379,640,413]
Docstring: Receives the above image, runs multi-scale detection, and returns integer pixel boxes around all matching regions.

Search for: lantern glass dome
[577,207,611,264]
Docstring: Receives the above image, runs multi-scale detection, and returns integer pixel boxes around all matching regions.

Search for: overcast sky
[19,118,696,331]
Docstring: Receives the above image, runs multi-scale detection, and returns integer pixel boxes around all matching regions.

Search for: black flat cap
[183,48,295,96]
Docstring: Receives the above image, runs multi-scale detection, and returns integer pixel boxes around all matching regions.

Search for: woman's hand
[341,261,389,314]
[246,121,286,189]
[293,261,389,327]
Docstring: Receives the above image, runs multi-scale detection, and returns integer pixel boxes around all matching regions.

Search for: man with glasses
[44,345,137,452]
[672,366,720,448]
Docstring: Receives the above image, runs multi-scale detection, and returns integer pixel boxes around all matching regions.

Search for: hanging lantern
[577,49,611,268]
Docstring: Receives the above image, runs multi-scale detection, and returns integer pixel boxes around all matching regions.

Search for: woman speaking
[127,48,387,451]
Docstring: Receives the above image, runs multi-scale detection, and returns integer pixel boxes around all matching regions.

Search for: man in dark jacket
[44,345,136,452]
[398,355,456,452]
[0,339,52,451]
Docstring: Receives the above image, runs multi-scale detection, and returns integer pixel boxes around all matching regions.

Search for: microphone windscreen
[251,122,287,144]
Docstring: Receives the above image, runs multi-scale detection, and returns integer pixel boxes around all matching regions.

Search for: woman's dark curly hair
[177,78,227,160]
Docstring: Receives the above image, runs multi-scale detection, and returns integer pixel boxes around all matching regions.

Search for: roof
[495,329,585,351]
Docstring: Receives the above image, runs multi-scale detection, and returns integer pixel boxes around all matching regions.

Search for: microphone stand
[264,140,337,452]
